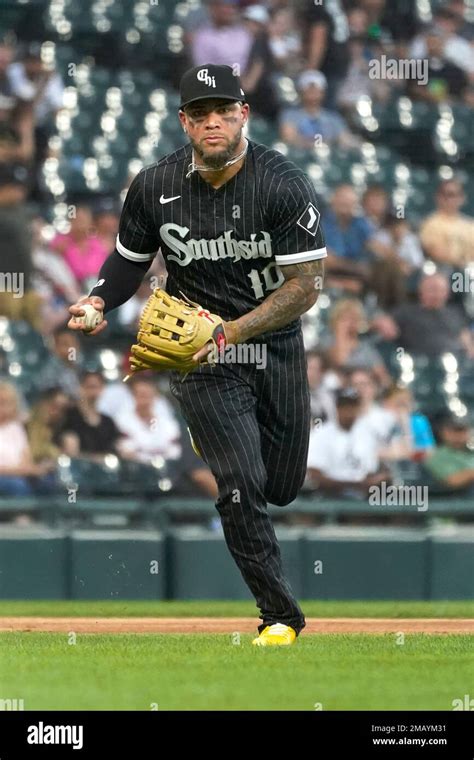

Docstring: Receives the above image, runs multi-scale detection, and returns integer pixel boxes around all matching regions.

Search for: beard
[191,130,243,170]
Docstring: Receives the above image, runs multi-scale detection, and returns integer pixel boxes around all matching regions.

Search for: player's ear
[178,109,187,133]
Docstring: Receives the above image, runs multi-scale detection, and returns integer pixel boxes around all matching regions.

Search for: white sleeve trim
[275,247,327,265]
[116,235,157,262]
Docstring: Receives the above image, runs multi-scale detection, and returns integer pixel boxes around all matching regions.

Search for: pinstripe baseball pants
[169,322,310,635]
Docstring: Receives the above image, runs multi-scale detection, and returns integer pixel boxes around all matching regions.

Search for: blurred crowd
[0,370,218,502]
[184,0,474,120]
[0,0,473,512]
[304,341,474,500]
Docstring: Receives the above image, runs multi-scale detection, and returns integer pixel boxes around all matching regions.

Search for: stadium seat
[80,345,123,380]
[373,340,401,377]
[247,117,279,146]
[0,0,35,37]
[391,459,455,496]
[57,456,122,496]
[56,456,171,498]
[119,459,172,497]
[3,364,39,403]
[1,321,49,371]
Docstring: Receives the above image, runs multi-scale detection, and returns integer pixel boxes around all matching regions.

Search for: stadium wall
[0,526,473,600]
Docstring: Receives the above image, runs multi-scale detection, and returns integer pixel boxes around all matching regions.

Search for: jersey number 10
[248,262,285,299]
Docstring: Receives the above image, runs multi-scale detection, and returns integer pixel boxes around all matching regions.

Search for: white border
[116,235,157,262]
[276,247,327,265]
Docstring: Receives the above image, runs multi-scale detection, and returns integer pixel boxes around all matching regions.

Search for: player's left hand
[192,320,240,362]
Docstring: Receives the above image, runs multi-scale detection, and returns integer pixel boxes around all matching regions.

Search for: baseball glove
[127,288,227,375]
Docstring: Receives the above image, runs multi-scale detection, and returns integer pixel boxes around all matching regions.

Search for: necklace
[186,138,249,179]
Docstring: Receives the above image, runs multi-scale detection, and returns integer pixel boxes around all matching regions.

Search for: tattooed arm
[192,259,324,360]
[229,258,324,343]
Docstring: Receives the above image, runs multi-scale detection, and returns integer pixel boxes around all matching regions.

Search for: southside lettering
[160,223,273,266]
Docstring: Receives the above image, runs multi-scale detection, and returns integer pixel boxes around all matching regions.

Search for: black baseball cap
[179,64,246,110]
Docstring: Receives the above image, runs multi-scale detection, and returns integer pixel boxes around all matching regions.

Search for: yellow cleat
[252,623,297,647]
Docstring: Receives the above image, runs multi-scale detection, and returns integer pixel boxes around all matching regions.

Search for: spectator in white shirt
[116,376,181,463]
[306,349,336,424]
[369,210,425,308]
[0,42,17,125]
[337,33,392,113]
[381,385,435,461]
[268,7,303,76]
[432,7,474,78]
[409,8,474,79]
[31,217,81,334]
[0,381,49,496]
[372,213,424,273]
[8,45,64,127]
[349,368,397,446]
[8,43,64,198]
[307,387,390,497]
[447,0,474,42]
[98,372,177,428]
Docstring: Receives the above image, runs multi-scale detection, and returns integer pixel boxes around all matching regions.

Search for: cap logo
[197,68,216,88]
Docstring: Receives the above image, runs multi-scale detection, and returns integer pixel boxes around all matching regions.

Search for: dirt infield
[1,617,473,634]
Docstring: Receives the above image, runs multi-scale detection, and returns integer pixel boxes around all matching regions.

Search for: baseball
[74,303,103,332]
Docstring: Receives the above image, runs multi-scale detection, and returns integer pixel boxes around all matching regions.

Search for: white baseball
[74,303,103,332]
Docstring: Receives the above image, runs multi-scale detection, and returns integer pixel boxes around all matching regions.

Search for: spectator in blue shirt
[279,70,358,149]
[322,184,376,292]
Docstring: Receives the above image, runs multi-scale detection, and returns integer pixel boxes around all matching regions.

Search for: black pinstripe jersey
[116,140,326,322]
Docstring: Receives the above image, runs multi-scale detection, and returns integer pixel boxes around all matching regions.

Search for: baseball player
[68,64,326,646]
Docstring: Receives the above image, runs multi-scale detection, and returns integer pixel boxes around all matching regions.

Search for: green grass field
[1,599,474,617]
[1,601,473,711]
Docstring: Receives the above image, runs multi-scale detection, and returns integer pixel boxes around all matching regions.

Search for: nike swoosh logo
[160,194,181,204]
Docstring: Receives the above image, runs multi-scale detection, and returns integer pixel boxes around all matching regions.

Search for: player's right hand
[67,295,107,336]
